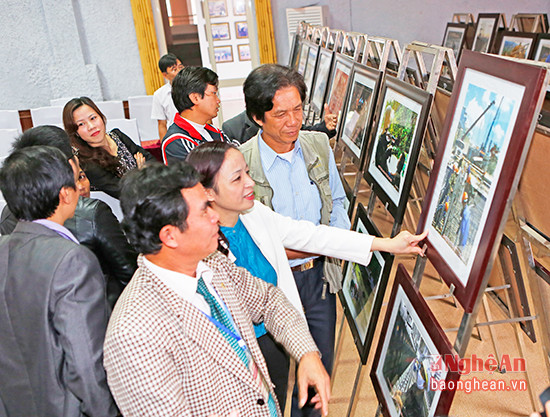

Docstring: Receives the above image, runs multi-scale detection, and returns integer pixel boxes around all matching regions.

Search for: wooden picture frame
[301,40,320,103]
[237,44,251,61]
[310,47,335,116]
[233,0,246,16]
[363,75,432,225]
[208,0,228,17]
[235,21,248,39]
[211,22,231,41]
[497,31,538,59]
[417,50,548,313]
[337,63,383,168]
[371,264,460,417]
[213,45,233,63]
[442,22,469,62]
[472,13,501,53]
[339,203,393,364]
[323,53,355,132]
[497,234,536,342]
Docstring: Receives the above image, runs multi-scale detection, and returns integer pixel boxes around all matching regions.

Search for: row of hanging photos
[301,17,550,415]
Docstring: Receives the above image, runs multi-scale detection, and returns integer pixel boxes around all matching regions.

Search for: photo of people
[472,17,495,53]
[340,72,376,160]
[499,36,533,59]
[427,69,524,284]
[367,87,421,206]
[342,248,384,343]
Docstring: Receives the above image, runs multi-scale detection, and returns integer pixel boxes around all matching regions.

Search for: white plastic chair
[96,101,125,120]
[106,118,141,146]
[49,97,73,107]
[0,110,22,133]
[30,106,64,128]
[0,129,19,159]
[128,95,158,141]
[90,191,123,221]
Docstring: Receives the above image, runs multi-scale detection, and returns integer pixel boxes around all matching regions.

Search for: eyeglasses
[204,90,220,98]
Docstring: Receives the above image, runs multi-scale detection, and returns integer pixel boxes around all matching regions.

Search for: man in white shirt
[104,161,330,416]
[151,53,183,140]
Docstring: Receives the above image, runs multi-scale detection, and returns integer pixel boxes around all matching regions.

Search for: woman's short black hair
[171,66,219,113]
[0,146,75,221]
[120,161,200,255]
[186,141,237,191]
[243,64,306,123]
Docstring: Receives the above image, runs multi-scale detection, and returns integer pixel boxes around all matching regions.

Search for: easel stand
[361,36,402,73]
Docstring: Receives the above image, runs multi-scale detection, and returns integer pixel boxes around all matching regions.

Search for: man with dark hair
[151,53,184,139]
[0,125,137,306]
[104,161,330,417]
[0,146,116,417]
[161,66,234,164]
[240,64,349,417]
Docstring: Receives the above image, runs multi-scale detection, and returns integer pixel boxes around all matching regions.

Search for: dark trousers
[257,332,290,411]
[291,261,336,417]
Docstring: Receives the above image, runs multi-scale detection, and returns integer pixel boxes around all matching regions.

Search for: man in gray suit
[0,146,117,417]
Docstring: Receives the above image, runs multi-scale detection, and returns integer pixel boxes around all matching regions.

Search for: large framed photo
[337,63,382,167]
[211,23,230,41]
[302,40,320,103]
[417,50,548,313]
[371,264,460,417]
[213,45,233,63]
[442,23,468,62]
[339,203,393,364]
[208,0,228,17]
[310,47,335,116]
[472,13,500,53]
[497,31,537,59]
[323,53,355,132]
[363,75,432,224]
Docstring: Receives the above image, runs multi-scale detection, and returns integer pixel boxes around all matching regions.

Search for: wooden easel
[361,36,402,73]
[452,13,475,24]
[509,13,548,33]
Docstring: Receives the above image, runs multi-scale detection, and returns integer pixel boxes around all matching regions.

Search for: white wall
[0,0,146,110]
[272,0,550,64]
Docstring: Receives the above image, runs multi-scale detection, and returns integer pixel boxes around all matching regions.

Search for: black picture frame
[442,22,469,62]
[472,13,501,54]
[336,63,383,169]
[416,50,548,313]
[301,40,321,103]
[341,172,357,218]
[310,47,335,116]
[363,75,432,226]
[322,53,355,133]
[371,264,461,417]
[339,203,393,364]
[496,31,538,59]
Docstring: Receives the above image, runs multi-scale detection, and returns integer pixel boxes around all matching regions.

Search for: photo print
[498,32,536,59]
[472,15,498,53]
[208,0,228,17]
[310,48,334,114]
[427,69,524,284]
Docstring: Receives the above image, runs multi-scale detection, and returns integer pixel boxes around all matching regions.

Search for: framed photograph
[442,22,468,62]
[323,53,355,131]
[211,22,230,41]
[533,34,550,62]
[288,33,301,68]
[310,47,335,115]
[208,0,227,17]
[496,31,537,59]
[235,21,248,39]
[417,50,548,313]
[296,40,310,75]
[233,0,246,16]
[339,203,393,364]
[371,264,460,417]
[337,63,383,167]
[363,75,432,224]
[497,235,536,342]
[472,13,501,53]
[213,45,233,63]
[237,44,251,61]
[301,40,320,102]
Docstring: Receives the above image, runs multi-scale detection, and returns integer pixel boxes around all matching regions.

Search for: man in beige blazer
[104,161,330,417]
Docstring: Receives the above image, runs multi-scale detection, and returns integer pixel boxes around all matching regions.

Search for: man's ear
[158,224,179,249]
[204,187,216,201]
[58,187,74,205]
[189,92,201,106]
[252,115,263,128]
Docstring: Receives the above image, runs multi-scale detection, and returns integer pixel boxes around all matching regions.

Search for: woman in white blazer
[186,142,427,410]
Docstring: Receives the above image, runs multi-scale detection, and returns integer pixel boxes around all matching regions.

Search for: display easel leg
[345,362,364,417]
[366,190,377,218]
[454,312,476,357]
[411,251,427,288]
[481,294,502,369]
[332,315,346,390]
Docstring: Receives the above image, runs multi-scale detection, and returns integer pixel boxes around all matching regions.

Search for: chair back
[96,100,125,120]
[0,110,22,133]
[30,106,63,128]
[106,119,141,146]
[0,129,19,159]
[128,95,158,141]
